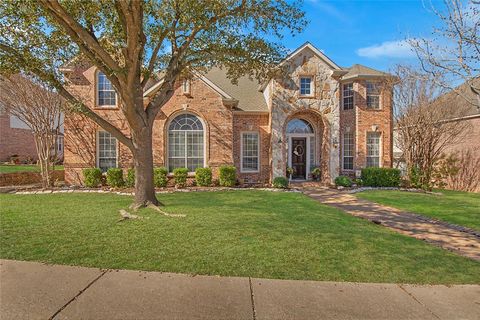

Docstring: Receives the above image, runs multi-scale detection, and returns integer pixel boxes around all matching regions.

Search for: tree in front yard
[409,0,479,109]
[392,65,470,189]
[0,75,63,188]
[0,0,306,208]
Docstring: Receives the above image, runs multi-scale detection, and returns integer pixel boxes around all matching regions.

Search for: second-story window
[97,72,116,106]
[343,83,354,110]
[300,77,312,96]
[366,82,380,109]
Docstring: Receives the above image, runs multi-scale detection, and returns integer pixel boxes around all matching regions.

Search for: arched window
[286,119,314,134]
[168,114,205,171]
[97,71,116,106]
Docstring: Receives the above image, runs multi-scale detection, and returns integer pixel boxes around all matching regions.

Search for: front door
[291,138,307,179]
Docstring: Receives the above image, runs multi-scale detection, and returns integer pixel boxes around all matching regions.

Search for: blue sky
[280,0,446,72]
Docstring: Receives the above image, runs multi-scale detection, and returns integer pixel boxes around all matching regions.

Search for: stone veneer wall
[269,47,340,182]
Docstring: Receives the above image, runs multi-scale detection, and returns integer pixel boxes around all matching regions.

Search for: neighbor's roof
[201,67,267,112]
[434,77,480,117]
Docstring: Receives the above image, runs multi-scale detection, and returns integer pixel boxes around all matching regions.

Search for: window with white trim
[241,132,259,172]
[168,114,204,172]
[97,131,117,172]
[366,132,381,167]
[97,72,116,106]
[366,82,380,109]
[342,83,354,110]
[343,132,354,170]
[299,77,312,96]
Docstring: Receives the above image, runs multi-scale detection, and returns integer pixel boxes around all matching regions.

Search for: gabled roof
[143,67,268,112]
[280,42,341,70]
[201,67,267,112]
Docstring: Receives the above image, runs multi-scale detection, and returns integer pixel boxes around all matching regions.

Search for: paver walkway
[303,187,480,261]
[1,259,479,320]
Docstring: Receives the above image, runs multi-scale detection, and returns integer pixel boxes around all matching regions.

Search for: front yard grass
[356,189,480,231]
[0,164,64,174]
[0,191,478,284]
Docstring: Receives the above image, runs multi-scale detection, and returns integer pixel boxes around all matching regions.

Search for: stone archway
[272,109,332,182]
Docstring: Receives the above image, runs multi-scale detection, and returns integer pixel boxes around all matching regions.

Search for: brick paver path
[303,187,480,261]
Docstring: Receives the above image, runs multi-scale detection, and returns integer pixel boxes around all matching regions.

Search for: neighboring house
[0,106,37,162]
[62,42,394,185]
[394,78,480,169]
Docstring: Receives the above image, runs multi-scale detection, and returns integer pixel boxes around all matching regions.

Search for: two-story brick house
[62,42,394,185]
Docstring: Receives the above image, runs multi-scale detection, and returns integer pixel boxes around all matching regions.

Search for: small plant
[125,168,135,188]
[311,167,321,180]
[286,167,294,180]
[82,168,102,188]
[195,167,212,187]
[219,165,236,187]
[361,167,401,187]
[173,167,189,188]
[106,168,124,188]
[335,175,352,187]
[273,176,289,189]
[153,167,168,188]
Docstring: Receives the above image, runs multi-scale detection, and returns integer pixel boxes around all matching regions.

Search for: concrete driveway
[1,259,479,320]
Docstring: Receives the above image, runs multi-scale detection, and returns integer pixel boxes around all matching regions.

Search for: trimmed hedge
[154,167,168,188]
[361,167,401,187]
[82,168,102,188]
[219,165,236,187]
[106,168,124,187]
[334,175,352,187]
[272,176,289,189]
[195,167,212,187]
[125,168,135,188]
[173,168,188,188]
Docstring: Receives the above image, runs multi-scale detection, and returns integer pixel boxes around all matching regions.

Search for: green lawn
[356,190,480,231]
[0,164,64,174]
[0,191,478,284]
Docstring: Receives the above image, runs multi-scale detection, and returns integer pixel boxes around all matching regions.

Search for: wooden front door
[291,137,307,179]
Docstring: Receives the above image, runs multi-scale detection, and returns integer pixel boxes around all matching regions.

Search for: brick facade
[339,80,393,177]
[63,43,394,186]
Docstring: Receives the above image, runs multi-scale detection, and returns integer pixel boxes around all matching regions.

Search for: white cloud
[356,40,416,59]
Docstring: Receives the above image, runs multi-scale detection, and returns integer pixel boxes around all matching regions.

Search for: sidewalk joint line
[248,277,257,320]
[397,284,440,320]
[49,269,108,320]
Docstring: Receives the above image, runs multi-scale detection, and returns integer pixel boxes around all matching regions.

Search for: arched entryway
[286,118,315,180]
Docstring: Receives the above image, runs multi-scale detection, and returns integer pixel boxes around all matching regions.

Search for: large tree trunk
[132,126,158,207]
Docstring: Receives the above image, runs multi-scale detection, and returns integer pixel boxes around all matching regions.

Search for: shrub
[106,168,124,187]
[311,167,322,180]
[82,168,102,188]
[125,168,135,188]
[272,176,289,188]
[153,167,168,188]
[173,167,188,188]
[335,175,352,187]
[195,167,212,187]
[361,167,401,187]
[219,165,236,187]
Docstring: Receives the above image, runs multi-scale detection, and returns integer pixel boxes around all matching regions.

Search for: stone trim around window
[299,76,315,98]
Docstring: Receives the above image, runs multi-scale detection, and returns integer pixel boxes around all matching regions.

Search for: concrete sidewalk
[1,260,479,319]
